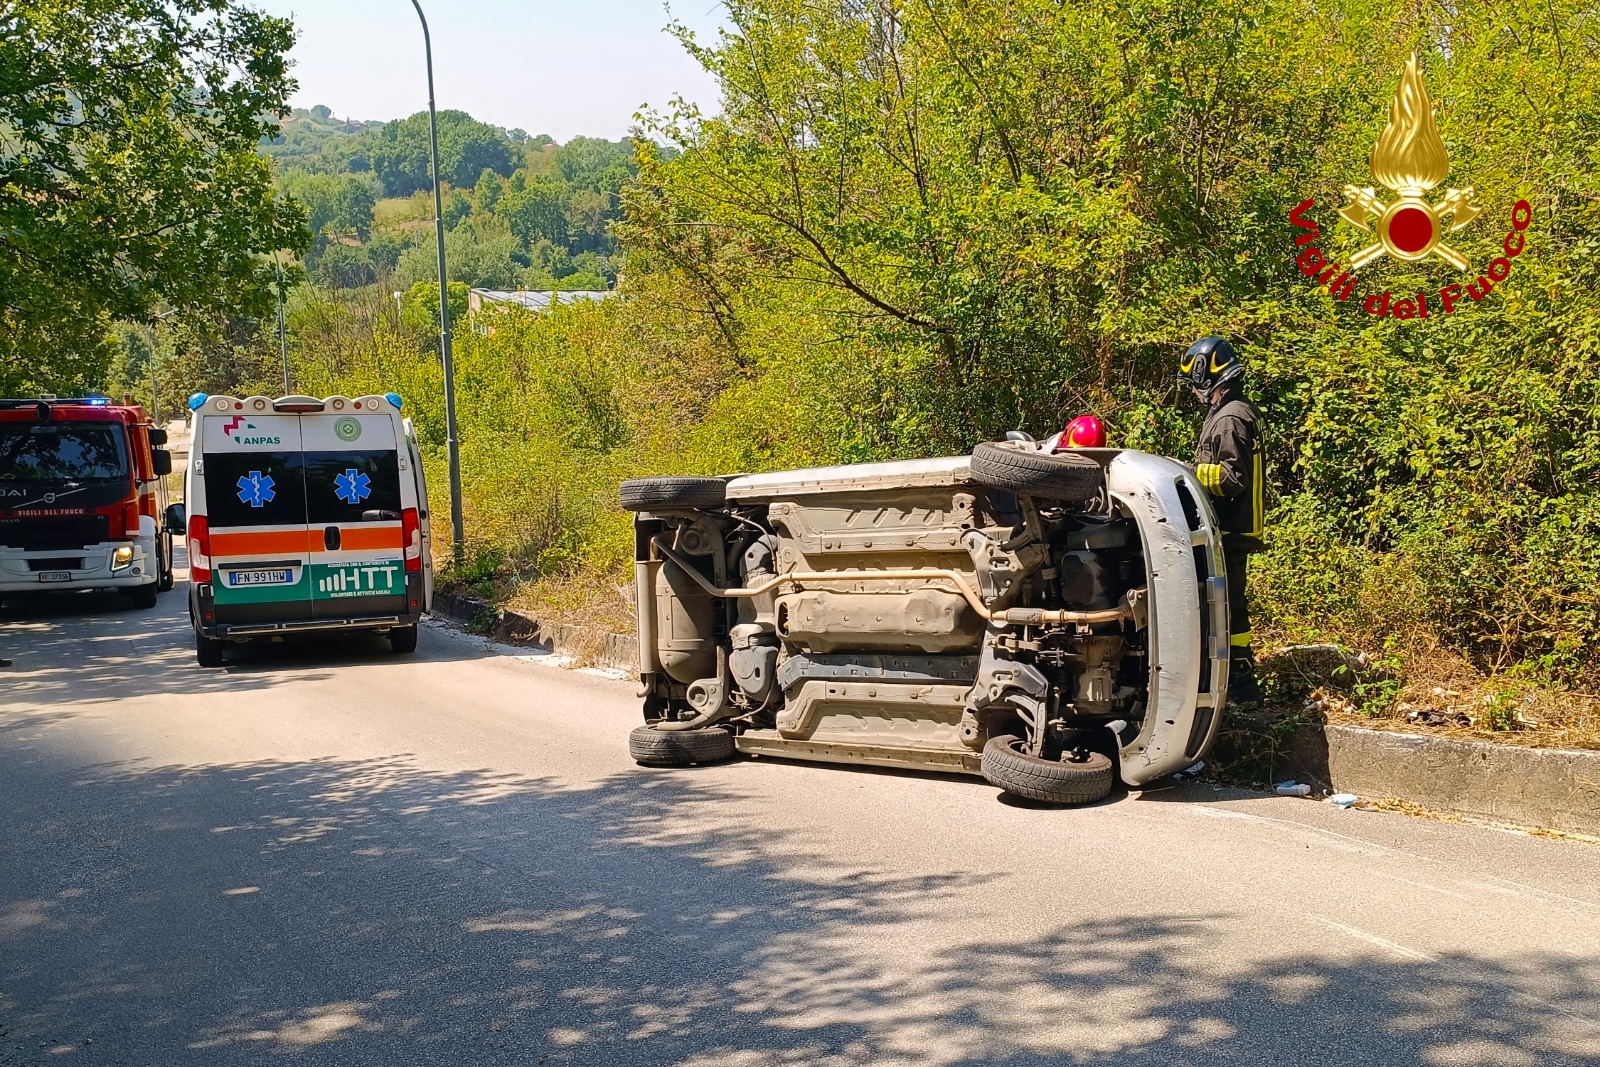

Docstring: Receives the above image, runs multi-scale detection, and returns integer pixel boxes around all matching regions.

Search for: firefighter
[1181,336,1265,706]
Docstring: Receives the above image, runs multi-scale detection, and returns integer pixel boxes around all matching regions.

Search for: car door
[402,417,433,607]
[199,413,310,623]
[301,413,407,619]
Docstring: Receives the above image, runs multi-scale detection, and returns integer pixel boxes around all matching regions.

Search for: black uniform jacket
[1195,389,1265,551]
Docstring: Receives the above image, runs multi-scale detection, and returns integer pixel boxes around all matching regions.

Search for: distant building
[467,289,617,314]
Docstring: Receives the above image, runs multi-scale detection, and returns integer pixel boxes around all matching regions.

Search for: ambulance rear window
[203,452,307,528]
[304,451,403,523]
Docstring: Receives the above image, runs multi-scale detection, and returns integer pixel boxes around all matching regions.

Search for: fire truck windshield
[0,422,130,484]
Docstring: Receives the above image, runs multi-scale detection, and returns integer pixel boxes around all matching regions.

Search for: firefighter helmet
[1061,414,1106,448]
[1180,336,1245,397]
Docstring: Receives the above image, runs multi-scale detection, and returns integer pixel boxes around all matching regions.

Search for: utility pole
[146,308,178,423]
[274,253,290,394]
[409,0,465,566]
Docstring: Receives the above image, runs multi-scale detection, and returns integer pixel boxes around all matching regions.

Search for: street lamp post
[409,0,465,567]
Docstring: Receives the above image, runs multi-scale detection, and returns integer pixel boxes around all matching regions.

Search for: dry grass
[503,565,635,668]
[1258,629,1600,752]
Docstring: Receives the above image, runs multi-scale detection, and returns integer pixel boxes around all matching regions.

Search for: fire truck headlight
[111,545,135,571]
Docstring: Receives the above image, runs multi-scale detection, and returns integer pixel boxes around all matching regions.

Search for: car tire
[980,734,1115,805]
[196,632,225,668]
[629,724,736,766]
[389,625,419,654]
[619,476,727,512]
[130,582,159,610]
[969,441,1104,502]
[158,537,175,592]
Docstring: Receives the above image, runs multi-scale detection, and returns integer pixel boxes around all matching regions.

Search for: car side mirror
[151,448,173,477]
[148,427,169,446]
[165,502,186,535]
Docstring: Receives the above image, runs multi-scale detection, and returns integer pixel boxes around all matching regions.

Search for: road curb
[429,594,639,672]
[1279,724,1600,837]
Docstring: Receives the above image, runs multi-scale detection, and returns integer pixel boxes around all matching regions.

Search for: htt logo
[1287,53,1533,320]
[221,416,281,446]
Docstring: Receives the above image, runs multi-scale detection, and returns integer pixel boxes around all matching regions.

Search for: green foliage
[368,110,518,196]
[0,0,306,393]
[402,281,470,336]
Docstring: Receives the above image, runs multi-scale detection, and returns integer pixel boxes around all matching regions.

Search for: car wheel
[196,632,225,668]
[389,624,419,654]
[130,581,159,610]
[980,734,1115,805]
[628,724,736,766]
[619,476,727,512]
[969,441,1104,502]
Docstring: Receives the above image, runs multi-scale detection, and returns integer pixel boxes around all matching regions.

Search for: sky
[251,0,726,141]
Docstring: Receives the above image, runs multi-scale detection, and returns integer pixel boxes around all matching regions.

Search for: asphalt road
[2,579,1598,1066]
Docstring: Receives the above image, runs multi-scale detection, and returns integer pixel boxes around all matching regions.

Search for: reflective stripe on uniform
[1250,451,1264,539]
[1231,629,1253,646]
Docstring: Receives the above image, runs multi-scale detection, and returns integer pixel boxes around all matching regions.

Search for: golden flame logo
[1337,53,1481,269]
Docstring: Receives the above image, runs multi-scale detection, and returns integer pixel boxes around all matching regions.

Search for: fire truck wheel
[389,625,419,653]
[130,582,159,610]
[195,632,225,668]
[158,538,175,592]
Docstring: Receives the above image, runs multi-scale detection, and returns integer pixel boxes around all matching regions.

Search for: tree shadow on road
[1,587,491,706]
[0,748,1595,1067]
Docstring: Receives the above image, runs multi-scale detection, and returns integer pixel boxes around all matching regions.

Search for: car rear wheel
[130,581,159,610]
[970,441,1104,503]
[619,476,727,512]
[980,734,1115,805]
[196,632,225,668]
[389,624,419,654]
[629,724,736,766]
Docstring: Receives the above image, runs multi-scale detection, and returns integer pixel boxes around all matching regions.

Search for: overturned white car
[620,441,1229,805]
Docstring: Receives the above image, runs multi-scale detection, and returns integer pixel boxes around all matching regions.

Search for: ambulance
[177,393,433,667]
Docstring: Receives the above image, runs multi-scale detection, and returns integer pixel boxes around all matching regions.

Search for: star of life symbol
[334,468,371,505]
[1337,53,1482,270]
[236,471,275,507]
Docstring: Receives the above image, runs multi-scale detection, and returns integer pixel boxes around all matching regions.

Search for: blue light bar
[385,392,403,409]
[83,396,110,405]
[187,393,208,411]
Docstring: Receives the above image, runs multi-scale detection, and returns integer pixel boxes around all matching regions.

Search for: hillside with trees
[264,107,637,296]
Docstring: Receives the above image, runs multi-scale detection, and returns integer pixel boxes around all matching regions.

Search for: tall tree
[0,0,308,394]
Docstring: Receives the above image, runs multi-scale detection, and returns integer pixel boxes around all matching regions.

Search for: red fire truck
[0,397,177,608]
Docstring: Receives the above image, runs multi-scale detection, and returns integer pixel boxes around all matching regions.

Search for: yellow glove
[1196,462,1224,495]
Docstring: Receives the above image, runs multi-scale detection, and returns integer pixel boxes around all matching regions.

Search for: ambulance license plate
[228,569,292,586]
[38,571,71,582]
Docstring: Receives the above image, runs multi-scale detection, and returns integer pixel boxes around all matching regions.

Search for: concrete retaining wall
[1284,724,1600,837]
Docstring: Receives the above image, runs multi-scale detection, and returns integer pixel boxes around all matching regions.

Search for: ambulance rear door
[302,412,408,620]
[199,412,311,624]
